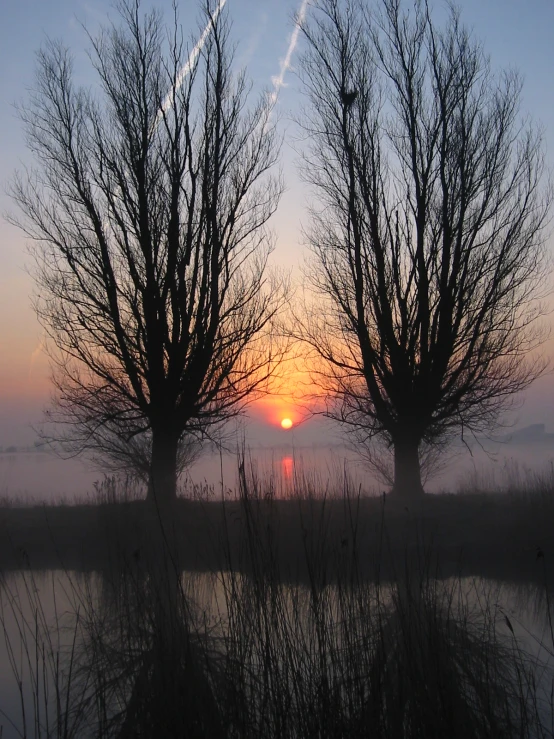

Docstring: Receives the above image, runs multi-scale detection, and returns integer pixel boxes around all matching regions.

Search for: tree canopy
[11,0,286,502]
[297,0,551,497]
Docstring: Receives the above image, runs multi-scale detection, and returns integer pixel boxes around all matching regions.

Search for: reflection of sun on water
[281,456,294,481]
[281,417,293,430]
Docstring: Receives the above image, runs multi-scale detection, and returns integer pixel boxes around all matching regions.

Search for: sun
[281,417,293,430]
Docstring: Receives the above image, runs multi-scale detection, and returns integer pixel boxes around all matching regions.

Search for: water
[2,441,554,503]
[0,451,99,503]
[0,446,373,503]
[2,443,554,734]
[0,567,552,738]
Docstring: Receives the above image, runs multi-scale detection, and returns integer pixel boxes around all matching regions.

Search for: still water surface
[0,568,552,738]
[0,447,370,502]
[2,442,554,502]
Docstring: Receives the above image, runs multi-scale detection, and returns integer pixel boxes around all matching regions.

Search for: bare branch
[296,0,551,497]
[10,0,287,502]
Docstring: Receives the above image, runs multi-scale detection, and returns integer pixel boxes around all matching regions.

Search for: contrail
[28,332,46,379]
[269,0,310,107]
[155,0,228,128]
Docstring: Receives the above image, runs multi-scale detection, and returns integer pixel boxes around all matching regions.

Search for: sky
[1,0,554,449]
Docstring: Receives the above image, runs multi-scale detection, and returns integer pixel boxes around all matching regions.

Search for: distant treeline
[0,442,51,454]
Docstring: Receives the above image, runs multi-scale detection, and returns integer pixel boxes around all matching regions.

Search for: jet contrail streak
[269,0,309,107]
[28,331,46,379]
[155,0,228,127]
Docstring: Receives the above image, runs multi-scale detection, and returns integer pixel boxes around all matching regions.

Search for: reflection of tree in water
[75,538,226,738]
[3,501,553,737]
[365,579,543,738]
[508,578,554,647]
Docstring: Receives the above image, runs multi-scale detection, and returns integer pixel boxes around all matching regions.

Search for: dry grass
[0,469,553,588]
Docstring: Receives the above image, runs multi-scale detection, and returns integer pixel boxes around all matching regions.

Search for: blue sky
[1,0,554,446]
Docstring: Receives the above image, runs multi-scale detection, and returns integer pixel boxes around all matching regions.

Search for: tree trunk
[391,434,425,499]
[148,429,179,505]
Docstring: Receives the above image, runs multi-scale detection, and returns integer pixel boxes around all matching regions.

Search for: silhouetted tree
[11,0,285,504]
[297,0,551,497]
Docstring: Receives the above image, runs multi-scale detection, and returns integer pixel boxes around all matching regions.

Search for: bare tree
[10,0,285,504]
[297,0,551,498]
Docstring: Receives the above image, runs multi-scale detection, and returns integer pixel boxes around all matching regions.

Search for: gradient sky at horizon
[1,0,554,447]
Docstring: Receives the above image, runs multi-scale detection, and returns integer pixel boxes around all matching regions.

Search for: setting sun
[281,418,293,430]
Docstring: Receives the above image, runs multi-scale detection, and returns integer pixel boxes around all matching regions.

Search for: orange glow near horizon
[251,364,326,429]
[253,394,304,429]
